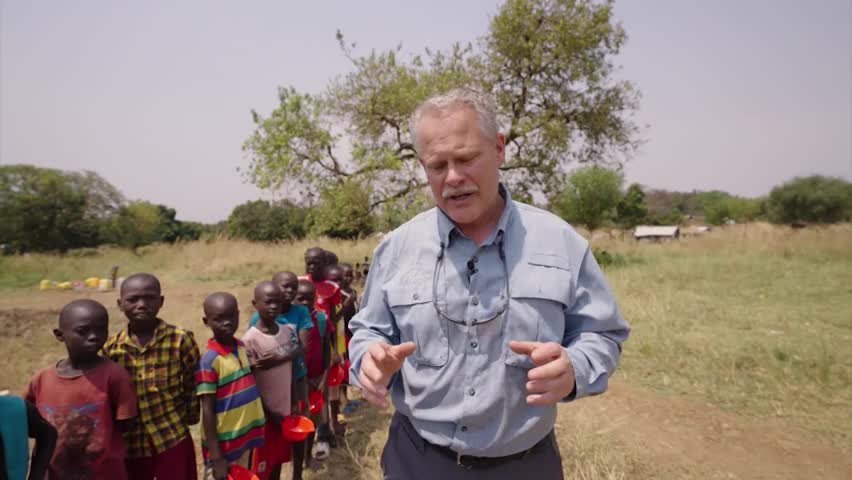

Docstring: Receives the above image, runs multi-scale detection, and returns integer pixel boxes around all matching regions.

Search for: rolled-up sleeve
[562,246,630,401]
[347,240,401,389]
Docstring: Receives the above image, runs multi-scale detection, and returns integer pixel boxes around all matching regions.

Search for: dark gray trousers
[381,413,564,480]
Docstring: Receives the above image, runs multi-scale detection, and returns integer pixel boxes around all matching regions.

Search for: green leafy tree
[0,165,108,253]
[375,189,434,232]
[767,176,852,224]
[243,0,639,211]
[615,183,648,227]
[100,201,164,250]
[308,180,376,239]
[551,165,623,231]
[155,205,206,242]
[227,200,308,242]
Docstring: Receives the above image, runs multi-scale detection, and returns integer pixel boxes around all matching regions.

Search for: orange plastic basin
[280,415,315,442]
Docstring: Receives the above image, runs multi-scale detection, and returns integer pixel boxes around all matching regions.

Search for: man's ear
[202,316,209,327]
[251,299,258,309]
[53,328,64,343]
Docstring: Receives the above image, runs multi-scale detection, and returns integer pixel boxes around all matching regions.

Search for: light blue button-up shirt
[348,185,630,457]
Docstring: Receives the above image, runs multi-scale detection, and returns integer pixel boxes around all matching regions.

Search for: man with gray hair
[348,88,629,479]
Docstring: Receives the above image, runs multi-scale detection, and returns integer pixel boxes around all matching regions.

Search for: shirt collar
[206,337,243,356]
[119,319,168,350]
[437,183,515,247]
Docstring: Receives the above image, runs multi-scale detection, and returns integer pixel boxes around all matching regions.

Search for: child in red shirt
[25,299,138,480]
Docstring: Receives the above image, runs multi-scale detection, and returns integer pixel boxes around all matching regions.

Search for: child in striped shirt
[196,292,266,480]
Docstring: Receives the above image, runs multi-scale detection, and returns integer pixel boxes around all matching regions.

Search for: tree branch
[368,180,428,211]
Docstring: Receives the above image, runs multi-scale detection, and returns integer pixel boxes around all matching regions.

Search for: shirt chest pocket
[504,254,572,369]
[386,286,448,368]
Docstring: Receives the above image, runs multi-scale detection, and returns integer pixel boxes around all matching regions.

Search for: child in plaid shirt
[104,273,201,480]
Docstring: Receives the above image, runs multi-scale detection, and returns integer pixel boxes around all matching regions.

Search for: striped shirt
[103,320,200,458]
[196,338,266,462]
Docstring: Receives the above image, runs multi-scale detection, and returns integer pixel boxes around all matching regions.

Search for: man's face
[417,106,505,228]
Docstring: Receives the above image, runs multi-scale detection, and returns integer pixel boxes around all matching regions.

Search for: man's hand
[357,341,416,408]
[509,341,575,406]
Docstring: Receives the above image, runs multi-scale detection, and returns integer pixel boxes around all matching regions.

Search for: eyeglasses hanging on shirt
[432,236,510,327]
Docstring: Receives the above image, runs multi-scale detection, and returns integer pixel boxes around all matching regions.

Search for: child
[303,248,342,331]
[196,292,265,480]
[337,263,361,413]
[104,273,200,480]
[0,394,56,480]
[26,299,138,479]
[243,281,300,480]
[248,271,313,480]
[324,264,352,422]
[294,280,333,466]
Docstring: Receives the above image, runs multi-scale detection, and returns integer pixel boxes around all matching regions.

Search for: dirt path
[559,380,852,480]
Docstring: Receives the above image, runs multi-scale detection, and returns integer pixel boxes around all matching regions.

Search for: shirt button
[461,426,468,432]
[468,388,476,396]
[412,293,419,300]
[470,341,478,348]
[471,296,479,306]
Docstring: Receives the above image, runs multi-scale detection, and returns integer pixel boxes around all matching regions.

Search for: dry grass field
[1,224,850,479]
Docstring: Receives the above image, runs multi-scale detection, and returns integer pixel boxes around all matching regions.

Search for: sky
[2,0,850,223]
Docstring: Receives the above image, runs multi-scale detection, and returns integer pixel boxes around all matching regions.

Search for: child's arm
[200,394,229,480]
[181,333,202,425]
[110,365,139,434]
[25,399,56,480]
[254,335,304,370]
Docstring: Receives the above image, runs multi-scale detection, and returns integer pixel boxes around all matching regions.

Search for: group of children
[5,247,360,480]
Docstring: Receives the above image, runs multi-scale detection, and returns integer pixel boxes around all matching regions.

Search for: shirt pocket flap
[527,253,572,271]
[386,287,433,308]
[511,255,573,307]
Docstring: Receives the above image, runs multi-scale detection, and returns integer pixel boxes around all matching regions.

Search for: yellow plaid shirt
[104,319,201,458]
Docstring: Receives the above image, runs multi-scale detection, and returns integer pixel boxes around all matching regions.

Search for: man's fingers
[528,342,564,367]
[389,341,416,360]
[361,388,389,408]
[525,376,567,395]
[527,353,571,381]
[359,359,388,395]
[509,340,538,356]
[526,391,564,406]
[368,342,390,365]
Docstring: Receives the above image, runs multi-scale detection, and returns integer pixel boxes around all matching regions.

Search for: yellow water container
[84,277,100,288]
[39,280,52,290]
[98,278,112,291]
[57,281,72,290]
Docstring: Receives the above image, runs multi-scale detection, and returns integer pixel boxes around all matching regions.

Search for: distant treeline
[2,164,850,254]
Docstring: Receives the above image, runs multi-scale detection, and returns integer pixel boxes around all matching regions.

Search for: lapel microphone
[466,256,479,282]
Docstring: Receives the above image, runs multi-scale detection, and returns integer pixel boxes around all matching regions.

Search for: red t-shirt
[25,359,138,480]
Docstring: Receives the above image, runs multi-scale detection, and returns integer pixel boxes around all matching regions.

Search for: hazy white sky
[2,0,850,222]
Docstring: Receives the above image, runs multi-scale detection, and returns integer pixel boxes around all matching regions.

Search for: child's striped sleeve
[195,350,219,396]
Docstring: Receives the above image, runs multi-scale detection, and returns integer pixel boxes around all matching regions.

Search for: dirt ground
[2,289,850,479]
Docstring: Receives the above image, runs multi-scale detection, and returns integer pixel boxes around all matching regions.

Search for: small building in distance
[633,225,680,241]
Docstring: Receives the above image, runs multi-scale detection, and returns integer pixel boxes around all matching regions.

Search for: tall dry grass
[1,224,850,479]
